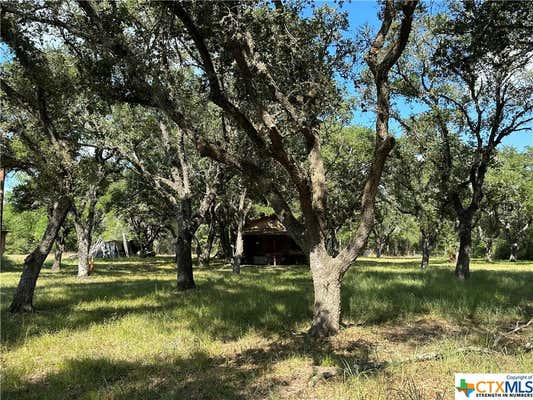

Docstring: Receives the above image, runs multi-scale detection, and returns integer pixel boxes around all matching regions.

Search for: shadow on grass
[1,333,377,400]
[2,256,532,351]
[51,256,177,277]
[341,264,533,326]
[2,352,247,400]
[1,266,314,349]
[0,256,19,272]
[1,255,176,276]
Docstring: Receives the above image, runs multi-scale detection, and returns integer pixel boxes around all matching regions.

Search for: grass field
[1,255,532,399]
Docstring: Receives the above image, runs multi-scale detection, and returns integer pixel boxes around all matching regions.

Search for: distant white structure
[90,238,126,259]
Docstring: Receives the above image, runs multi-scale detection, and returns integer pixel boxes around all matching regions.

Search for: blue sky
[1,1,531,193]
[340,1,531,150]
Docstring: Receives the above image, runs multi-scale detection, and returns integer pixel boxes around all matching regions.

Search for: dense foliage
[0,0,531,335]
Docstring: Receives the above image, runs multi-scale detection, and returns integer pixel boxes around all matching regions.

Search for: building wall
[243,234,306,265]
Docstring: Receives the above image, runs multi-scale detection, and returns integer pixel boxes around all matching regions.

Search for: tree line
[0,0,531,337]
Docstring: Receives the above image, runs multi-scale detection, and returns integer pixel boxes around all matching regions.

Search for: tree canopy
[0,0,530,337]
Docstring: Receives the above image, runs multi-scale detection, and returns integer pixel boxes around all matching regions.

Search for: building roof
[243,215,287,235]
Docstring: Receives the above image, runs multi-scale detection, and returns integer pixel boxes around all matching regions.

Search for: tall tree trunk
[509,242,518,262]
[176,198,195,290]
[9,196,71,312]
[52,245,63,272]
[232,237,243,274]
[420,235,430,269]
[375,240,384,258]
[455,219,472,280]
[308,244,343,337]
[232,190,250,274]
[485,237,493,262]
[218,221,232,261]
[51,228,66,272]
[195,235,203,265]
[73,194,98,277]
[122,232,130,257]
[75,222,91,278]
[199,223,215,267]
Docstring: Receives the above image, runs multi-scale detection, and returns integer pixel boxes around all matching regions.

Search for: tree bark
[73,193,99,277]
[308,245,343,337]
[455,219,473,280]
[509,242,518,262]
[376,241,384,258]
[75,222,91,277]
[218,221,232,261]
[232,238,243,274]
[51,245,63,272]
[199,223,215,267]
[51,239,64,272]
[9,196,71,312]
[51,226,67,272]
[485,237,493,262]
[176,198,195,290]
[195,235,203,265]
[232,190,250,274]
[420,236,430,269]
[122,231,130,257]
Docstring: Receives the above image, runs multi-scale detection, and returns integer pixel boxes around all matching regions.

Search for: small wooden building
[243,215,306,265]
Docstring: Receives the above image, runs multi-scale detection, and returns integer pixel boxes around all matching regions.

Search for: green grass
[1,255,532,399]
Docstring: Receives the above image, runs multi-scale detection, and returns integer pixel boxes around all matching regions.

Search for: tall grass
[1,255,532,399]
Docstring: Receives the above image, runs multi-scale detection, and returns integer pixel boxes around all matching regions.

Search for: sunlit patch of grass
[1,255,532,399]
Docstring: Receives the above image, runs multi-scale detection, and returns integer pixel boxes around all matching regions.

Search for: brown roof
[243,215,287,235]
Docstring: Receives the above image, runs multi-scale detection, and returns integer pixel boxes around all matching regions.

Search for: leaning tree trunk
[455,219,473,280]
[75,223,91,278]
[509,242,519,262]
[308,244,343,337]
[9,196,71,312]
[420,235,430,269]
[176,198,195,290]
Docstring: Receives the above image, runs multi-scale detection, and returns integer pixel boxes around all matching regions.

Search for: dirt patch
[380,318,461,345]
[251,361,314,400]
